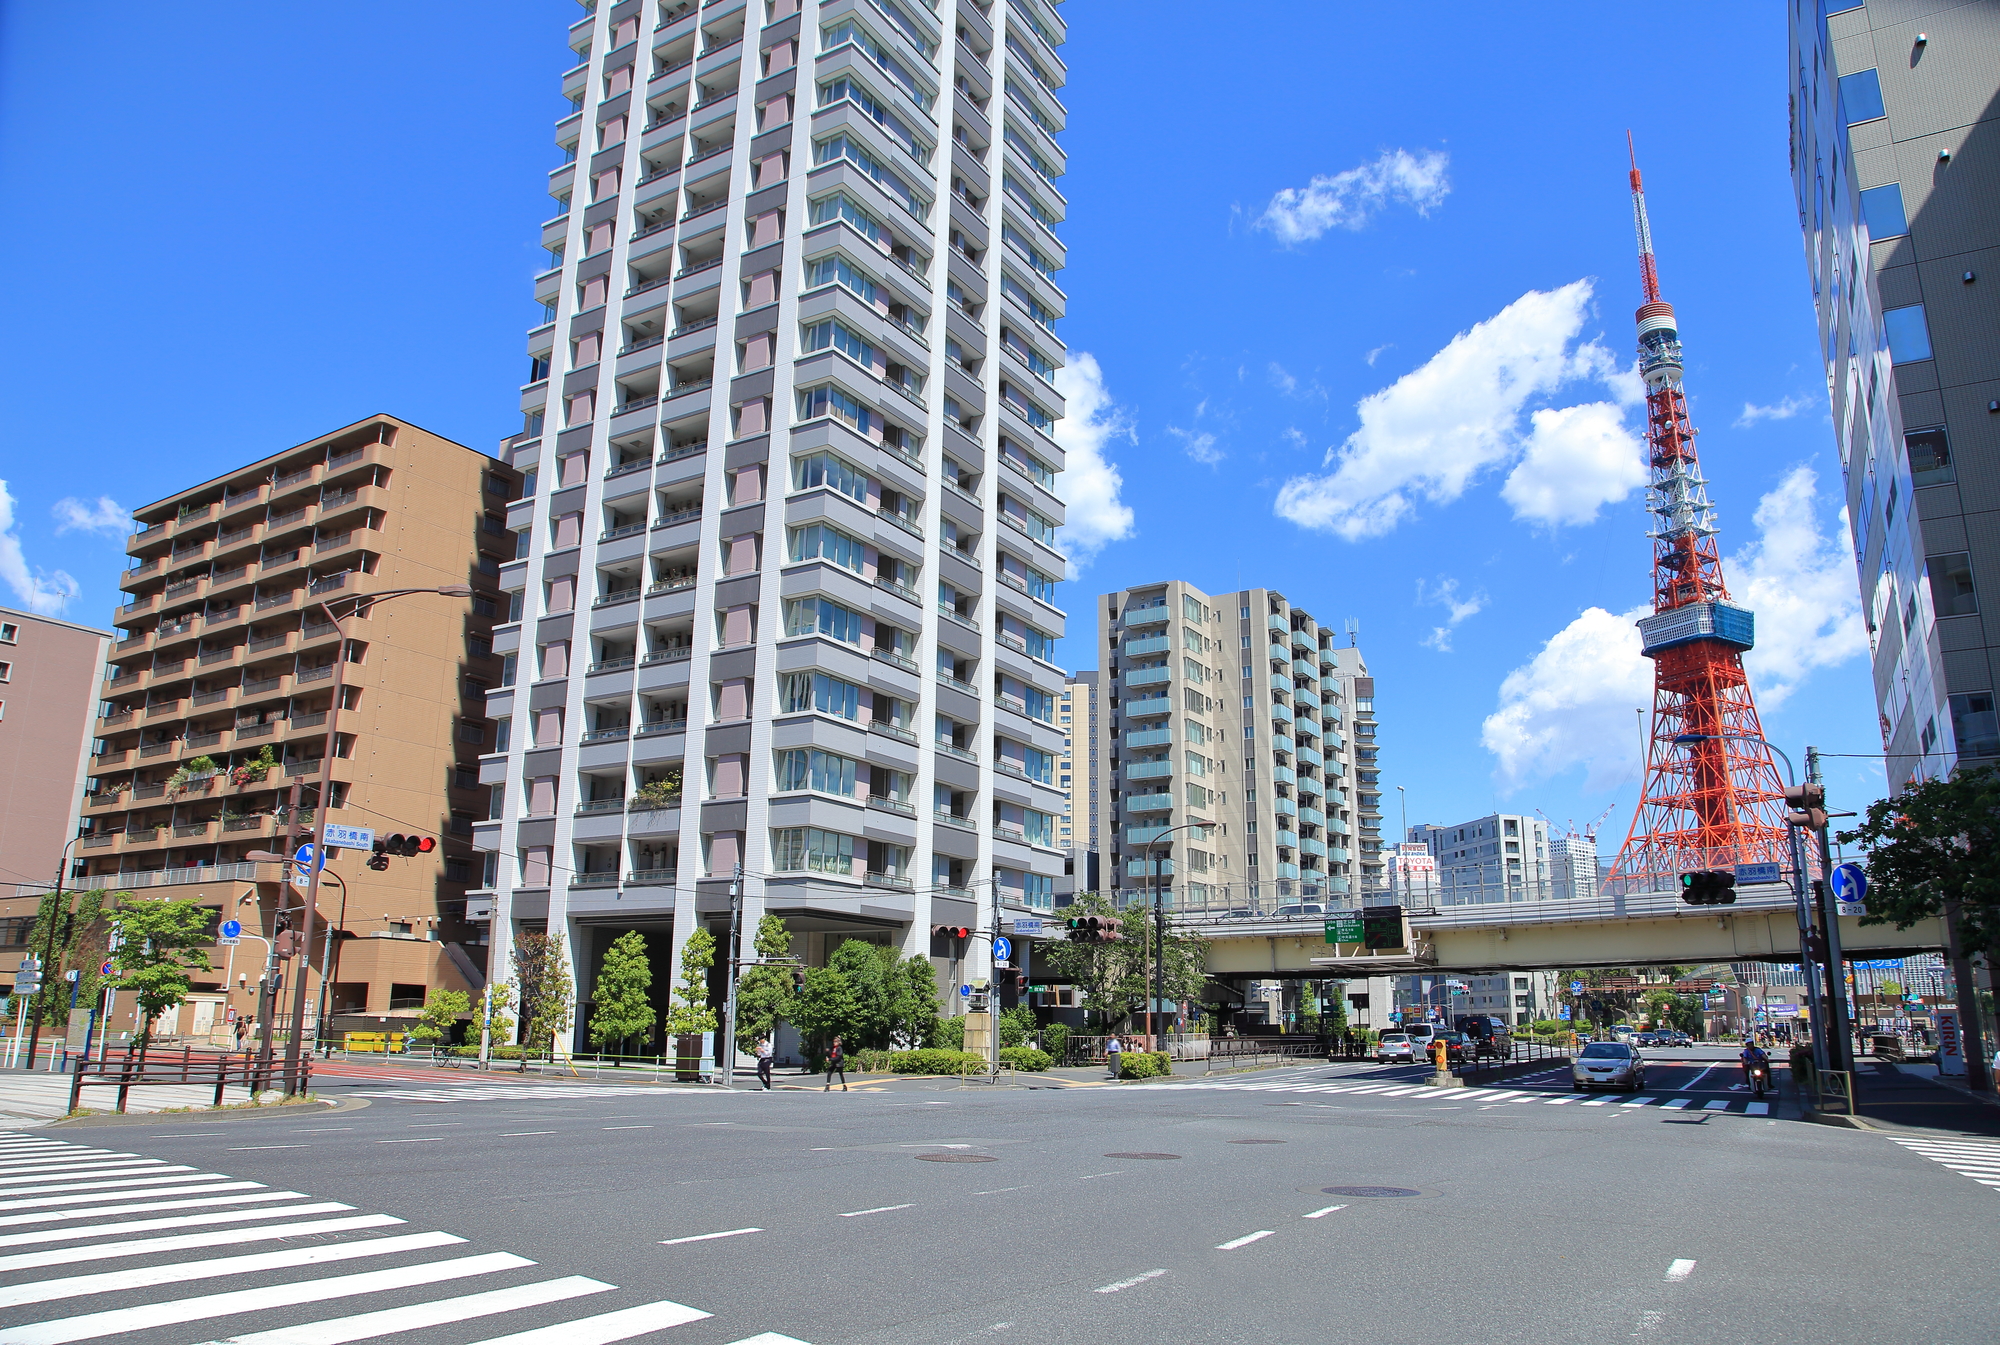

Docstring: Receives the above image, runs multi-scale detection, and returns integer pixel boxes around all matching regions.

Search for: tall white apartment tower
[475,0,1076,1047]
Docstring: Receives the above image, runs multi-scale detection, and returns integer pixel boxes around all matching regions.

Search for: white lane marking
[1682,1065,1715,1090]
[0,1214,404,1272]
[1581,1099,1614,1107]
[208,1275,626,1345]
[1662,1099,1691,1110]
[1745,1103,1770,1116]
[1078,1172,1122,1181]
[290,1129,352,1134]
[374,1138,444,1145]
[1543,1097,1578,1105]
[0,1190,307,1231]
[659,1228,761,1245]
[714,1336,812,1345]
[601,1126,652,1131]
[0,1231,465,1311]
[500,1133,557,1138]
[0,1172,207,1198]
[1620,1097,1656,1108]
[0,1181,259,1213]
[1093,1268,1169,1294]
[0,1162,159,1182]
[1215,1230,1276,1250]
[838,1204,913,1217]
[1,1251,533,1345]
[1373,1087,1423,1097]
[1665,1258,1697,1281]
[972,1188,1028,1195]
[1302,1204,1346,1219]
[227,1147,309,1152]
[451,1299,717,1345]
[1703,1100,1730,1111]
[1483,1091,1527,1100]
[0,1201,356,1250]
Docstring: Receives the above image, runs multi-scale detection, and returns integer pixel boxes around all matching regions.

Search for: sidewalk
[0,1069,256,1124]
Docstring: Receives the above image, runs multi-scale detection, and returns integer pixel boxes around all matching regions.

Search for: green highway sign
[1325,916,1364,944]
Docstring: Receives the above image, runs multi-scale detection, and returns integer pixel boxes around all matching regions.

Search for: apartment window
[788,523,867,575]
[1838,68,1886,125]
[779,671,861,720]
[770,826,856,876]
[469,636,493,660]
[0,623,15,643]
[0,662,9,682]
[456,719,485,746]
[493,718,511,753]
[1907,427,1953,487]
[1859,184,1908,240]
[501,654,519,687]
[804,253,879,306]
[792,451,869,502]
[773,748,859,796]
[473,594,497,618]
[783,597,865,644]
[1949,692,1998,758]
[1883,305,1932,364]
[1927,553,1977,617]
[444,857,471,883]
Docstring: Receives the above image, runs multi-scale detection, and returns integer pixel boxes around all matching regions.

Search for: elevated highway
[1187,884,1946,977]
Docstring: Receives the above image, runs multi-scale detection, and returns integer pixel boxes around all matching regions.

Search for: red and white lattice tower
[1605,140,1790,890]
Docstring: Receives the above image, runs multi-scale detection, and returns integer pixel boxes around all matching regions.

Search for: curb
[1802,1108,1877,1131]
[47,1095,371,1129]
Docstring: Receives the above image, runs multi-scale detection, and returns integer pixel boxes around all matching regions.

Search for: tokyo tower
[1605,140,1790,889]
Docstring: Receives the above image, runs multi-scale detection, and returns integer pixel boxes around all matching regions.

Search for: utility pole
[23,836,83,1070]
[719,864,743,1088]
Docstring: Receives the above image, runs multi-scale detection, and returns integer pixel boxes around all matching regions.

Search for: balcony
[1124,792,1173,813]
[867,796,917,818]
[869,720,918,745]
[1122,666,1169,689]
[1123,760,1172,780]
[589,656,638,674]
[571,871,622,887]
[1122,635,1169,657]
[576,798,626,815]
[1124,696,1170,718]
[864,872,915,892]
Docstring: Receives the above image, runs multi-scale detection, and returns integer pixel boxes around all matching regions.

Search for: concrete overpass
[1187,884,1946,977]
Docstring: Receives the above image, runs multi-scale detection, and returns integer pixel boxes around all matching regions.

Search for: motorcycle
[1749,1063,1769,1098]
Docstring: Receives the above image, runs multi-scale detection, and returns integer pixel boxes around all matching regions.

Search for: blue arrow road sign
[993,936,1013,963]
[220,920,242,940]
[959,984,971,998]
[1570,981,1584,993]
[1832,863,1868,906]
[293,844,325,871]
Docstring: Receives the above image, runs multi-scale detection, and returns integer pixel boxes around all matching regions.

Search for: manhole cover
[1229,1139,1286,1145]
[915,1153,995,1163]
[1322,1185,1421,1198]
[1106,1152,1181,1160]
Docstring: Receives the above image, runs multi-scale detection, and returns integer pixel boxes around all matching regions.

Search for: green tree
[1320,980,1350,1036]
[733,914,796,1052]
[998,1004,1037,1049]
[665,928,718,1038]
[515,931,574,1058]
[888,951,941,1047]
[825,939,893,1046]
[1838,765,2000,957]
[788,962,856,1062]
[1039,891,1211,1029]
[107,896,215,1051]
[410,989,470,1044]
[588,931,657,1055]
[474,979,515,1046]
[24,888,107,1032]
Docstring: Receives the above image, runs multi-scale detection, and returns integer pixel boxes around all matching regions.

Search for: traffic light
[790,968,805,992]
[931,925,970,942]
[275,929,302,959]
[1065,916,1122,944]
[1014,972,1029,993]
[1678,870,1738,906]
[1783,783,1829,830]
[1100,916,1123,943]
[374,834,437,861]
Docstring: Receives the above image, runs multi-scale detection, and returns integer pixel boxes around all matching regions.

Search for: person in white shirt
[755,1035,774,1090]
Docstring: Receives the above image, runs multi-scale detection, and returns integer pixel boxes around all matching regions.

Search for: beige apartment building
[0,608,112,992]
[72,415,518,1042]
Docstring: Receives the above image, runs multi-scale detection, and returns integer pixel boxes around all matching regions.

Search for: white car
[1376,1032,1417,1063]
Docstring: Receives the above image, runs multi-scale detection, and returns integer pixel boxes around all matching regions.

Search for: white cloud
[1275,280,1638,540]
[1267,363,1298,395]
[1364,344,1393,367]
[1482,605,1654,792]
[1052,352,1136,572]
[1500,402,1648,528]
[1416,576,1487,652]
[52,495,132,536]
[1281,427,1309,450]
[1481,465,1867,788]
[1735,395,1815,428]
[1729,465,1867,706]
[1259,148,1451,243]
[0,481,80,615]
[1167,426,1224,466]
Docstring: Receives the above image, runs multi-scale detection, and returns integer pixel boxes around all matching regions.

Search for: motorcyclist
[1740,1039,1771,1094]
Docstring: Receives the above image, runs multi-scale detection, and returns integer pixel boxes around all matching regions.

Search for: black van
[1452,1015,1513,1060]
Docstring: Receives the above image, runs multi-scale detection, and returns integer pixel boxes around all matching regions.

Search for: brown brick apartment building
[73,415,518,1043]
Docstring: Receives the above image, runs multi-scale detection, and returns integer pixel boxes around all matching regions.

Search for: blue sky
[0,3,1884,850]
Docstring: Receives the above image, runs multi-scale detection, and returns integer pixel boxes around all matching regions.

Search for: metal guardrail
[68,1045,310,1114]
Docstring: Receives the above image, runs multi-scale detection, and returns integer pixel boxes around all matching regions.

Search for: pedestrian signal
[1679,870,1738,906]
[1782,783,1829,830]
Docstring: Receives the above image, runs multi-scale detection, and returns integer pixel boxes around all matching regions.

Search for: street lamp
[1144,820,1209,1050]
[23,832,88,1069]
[269,583,471,1096]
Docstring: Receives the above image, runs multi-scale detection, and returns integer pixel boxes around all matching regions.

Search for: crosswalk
[346,1085,722,1105]
[1887,1134,2000,1193]
[1128,1071,1772,1115]
[0,1132,804,1345]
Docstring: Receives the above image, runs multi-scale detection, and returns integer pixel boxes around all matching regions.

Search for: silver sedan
[1572,1041,1646,1092]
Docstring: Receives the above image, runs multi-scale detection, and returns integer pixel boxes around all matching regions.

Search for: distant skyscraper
[1057,671,1098,857]
[0,608,110,901]
[479,0,1077,1042]
[1789,0,1999,782]
[1409,814,1553,905]
[1087,580,1382,913]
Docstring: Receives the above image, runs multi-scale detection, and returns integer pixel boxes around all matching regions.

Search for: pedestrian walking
[1105,1034,1123,1080]
[755,1035,774,1090]
[823,1035,848,1091]
[233,1019,247,1054]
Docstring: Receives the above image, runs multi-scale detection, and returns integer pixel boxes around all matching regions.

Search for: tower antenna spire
[1605,148,1788,893]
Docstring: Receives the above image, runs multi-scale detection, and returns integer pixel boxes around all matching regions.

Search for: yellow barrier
[342,1032,407,1054]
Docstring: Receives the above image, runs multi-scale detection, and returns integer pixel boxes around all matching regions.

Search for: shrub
[925,1016,966,1051]
[999,1046,1052,1072]
[998,1005,1037,1049]
[1040,1022,1071,1060]
[1118,1050,1172,1080]
[889,1049,986,1075]
[447,1044,528,1060]
[849,1048,895,1073]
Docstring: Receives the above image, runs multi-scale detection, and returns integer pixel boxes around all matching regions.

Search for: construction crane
[1605,136,1789,889]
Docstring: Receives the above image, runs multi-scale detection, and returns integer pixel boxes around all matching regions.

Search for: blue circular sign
[959,984,971,998]
[293,844,324,871]
[993,936,1013,963]
[1831,863,1867,906]
[219,920,242,939]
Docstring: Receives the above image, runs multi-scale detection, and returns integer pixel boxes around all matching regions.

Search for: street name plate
[1734,862,1782,885]
[323,824,375,850]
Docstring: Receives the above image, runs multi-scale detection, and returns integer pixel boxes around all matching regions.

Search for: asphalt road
[0,1047,1991,1345]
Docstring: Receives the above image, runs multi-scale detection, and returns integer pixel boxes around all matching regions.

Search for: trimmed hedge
[1118,1050,1173,1080]
[446,1045,528,1060]
[998,1046,1052,1072]
[890,1049,987,1074]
